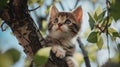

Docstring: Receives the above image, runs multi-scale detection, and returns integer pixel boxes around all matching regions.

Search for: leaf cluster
[87,2,120,49]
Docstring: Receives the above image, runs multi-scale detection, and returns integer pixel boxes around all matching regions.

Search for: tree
[0,0,68,67]
[0,0,120,67]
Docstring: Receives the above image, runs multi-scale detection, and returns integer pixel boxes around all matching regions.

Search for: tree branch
[96,24,104,33]
[77,37,91,67]
[0,0,44,60]
[28,5,41,11]
[0,22,6,31]
[106,0,110,58]
[59,1,64,10]
[0,0,69,67]
[74,0,80,8]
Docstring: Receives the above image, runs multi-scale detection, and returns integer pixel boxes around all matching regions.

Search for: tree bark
[0,0,45,60]
[0,0,68,67]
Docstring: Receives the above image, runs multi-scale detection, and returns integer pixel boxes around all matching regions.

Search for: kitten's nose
[58,23,63,27]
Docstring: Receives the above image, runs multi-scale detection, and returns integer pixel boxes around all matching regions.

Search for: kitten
[44,5,83,67]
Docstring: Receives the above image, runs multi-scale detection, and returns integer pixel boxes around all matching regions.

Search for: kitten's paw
[51,46,66,58]
[66,57,78,67]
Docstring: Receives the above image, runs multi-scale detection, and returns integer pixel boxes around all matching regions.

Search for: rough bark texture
[0,0,67,67]
[0,0,44,60]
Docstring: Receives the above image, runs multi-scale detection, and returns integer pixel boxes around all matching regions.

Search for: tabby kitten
[44,5,83,67]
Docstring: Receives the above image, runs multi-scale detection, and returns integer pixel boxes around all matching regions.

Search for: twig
[59,1,64,10]
[0,22,7,31]
[28,5,41,11]
[106,0,110,58]
[74,0,80,8]
[96,24,104,33]
[77,37,91,67]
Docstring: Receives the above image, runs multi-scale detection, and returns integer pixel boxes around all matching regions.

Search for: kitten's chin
[49,31,74,40]
[49,32,63,39]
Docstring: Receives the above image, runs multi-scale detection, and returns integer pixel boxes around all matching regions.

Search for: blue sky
[0,27,26,67]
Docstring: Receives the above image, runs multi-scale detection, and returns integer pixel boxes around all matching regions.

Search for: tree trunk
[0,0,45,60]
[0,0,67,67]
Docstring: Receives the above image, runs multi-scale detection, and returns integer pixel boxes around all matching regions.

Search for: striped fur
[44,5,83,67]
[48,12,81,40]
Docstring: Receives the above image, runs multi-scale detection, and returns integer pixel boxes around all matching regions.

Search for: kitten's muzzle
[55,23,63,32]
[56,27,62,32]
[58,23,63,27]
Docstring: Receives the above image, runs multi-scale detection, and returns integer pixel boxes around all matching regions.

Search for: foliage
[0,0,9,9]
[0,48,20,67]
[97,35,103,49]
[87,1,120,49]
[110,0,120,21]
[41,20,47,36]
[33,47,84,67]
[0,0,120,67]
[87,31,98,43]
[34,47,51,66]
[28,0,44,6]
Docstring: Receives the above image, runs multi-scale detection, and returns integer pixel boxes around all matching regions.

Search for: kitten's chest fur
[45,36,75,56]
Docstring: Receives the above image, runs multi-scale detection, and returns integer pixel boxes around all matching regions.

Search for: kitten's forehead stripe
[57,12,76,21]
[58,12,68,17]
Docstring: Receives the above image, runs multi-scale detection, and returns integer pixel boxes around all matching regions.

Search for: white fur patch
[51,46,66,58]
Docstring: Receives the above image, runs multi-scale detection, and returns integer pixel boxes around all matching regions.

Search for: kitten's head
[48,5,83,40]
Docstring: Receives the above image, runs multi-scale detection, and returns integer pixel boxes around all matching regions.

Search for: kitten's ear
[49,5,59,18]
[72,6,83,22]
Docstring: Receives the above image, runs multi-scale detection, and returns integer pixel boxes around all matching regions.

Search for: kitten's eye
[54,18,58,23]
[65,19,71,24]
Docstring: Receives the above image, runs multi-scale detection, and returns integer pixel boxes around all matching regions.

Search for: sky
[0,27,26,67]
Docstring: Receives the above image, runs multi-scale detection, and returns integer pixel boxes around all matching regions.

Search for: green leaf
[112,32,120,37]
[95,6,103,16]
[42,20,47,35]
[37,0,44,5]
[0,49,20,67]
[88,12,96,30]
[97,10,106,23]
[108,27,120,40]
[87,31,98,43]
[98,11,106,20]
[93,6,106,23]
[108,17,113,26]
[34,47,51,66]
[28,0,44,6]
[110,0,120,21]
[97,35,103,49]
[0,0,8,9]
[108,27,119,37]
[94,12,98,21]
[0,54,13,67]
[5,49,20,63]
[28,0,37,5]
[101,17,113,27]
